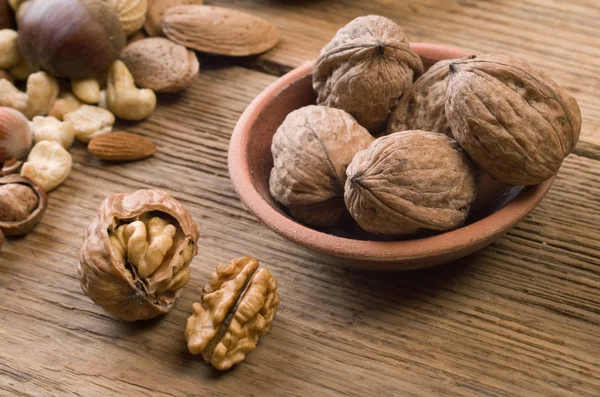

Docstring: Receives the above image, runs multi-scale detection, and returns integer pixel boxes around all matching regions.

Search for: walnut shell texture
[0,174,47,236]
[387,56,475,136]
[446,53,582,185]
[78,189,200,321]
[269,105,374,228]
[186,257,280,371]
[345,131,478,236]
[313,15,423,132]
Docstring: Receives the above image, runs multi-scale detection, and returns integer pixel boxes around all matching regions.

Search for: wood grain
[1,64,599,396]
[209,0,600,149]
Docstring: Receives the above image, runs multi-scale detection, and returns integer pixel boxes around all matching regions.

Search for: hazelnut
[313,15,423,132]
[78,189,200,321]
[269,105,374,228]
[345,131,479,236]
[0,106,32,162]
[0,174,47,236]
[185,257,280,370]
[18,0,126,78]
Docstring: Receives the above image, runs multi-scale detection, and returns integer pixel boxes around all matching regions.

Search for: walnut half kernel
[78,189,200,321]
[185,257,280,371]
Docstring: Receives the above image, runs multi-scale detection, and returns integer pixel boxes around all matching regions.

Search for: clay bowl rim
[228,42,554,265]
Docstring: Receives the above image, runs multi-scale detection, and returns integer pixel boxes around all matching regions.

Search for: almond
[162,5,279,56]
[88,131,156,162]
[120,37,199,93]
[144,0,204,37]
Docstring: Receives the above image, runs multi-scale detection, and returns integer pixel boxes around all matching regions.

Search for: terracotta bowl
[228,43,554,270]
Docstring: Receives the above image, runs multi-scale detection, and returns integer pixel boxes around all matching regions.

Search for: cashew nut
[32,116,75,149]
[15,0,30,23]
[71,77,101,104]
[64,105,115,144]
[0,72,59,119]
[48,93,82,121]
[8,0,25,12]
[107,60,156,121]
[21,141,72,192]
[0,29,23,69]
[9,58,37,81]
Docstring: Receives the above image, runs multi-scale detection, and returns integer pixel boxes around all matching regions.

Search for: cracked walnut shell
[78,189,200,321]
[185,257,280,371]
[269,105,374,228]
[345,131,478,236]
[313,15,423,132]
[445,54,582,185]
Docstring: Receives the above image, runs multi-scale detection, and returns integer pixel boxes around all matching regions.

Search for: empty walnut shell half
[313,15,423,132]
[0,174,47,236]
[269,105,374,228]
[345,131,479,236]
[78,189,200,321]
[446,53,582,185]
[387,56,476,137]
[185,257,280,371]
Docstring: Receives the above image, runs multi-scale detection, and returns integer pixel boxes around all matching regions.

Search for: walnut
[185,257,280,371]
[312,15,423,132]
[269,105,374,228]
[0,174,47,236]
[445,54,582,185]
[387,56,475,136]
[345,131,478,236]
[78,189,200,321]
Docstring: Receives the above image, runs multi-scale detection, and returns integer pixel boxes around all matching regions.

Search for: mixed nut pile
[1,0,281,371]
[270,15,582,238]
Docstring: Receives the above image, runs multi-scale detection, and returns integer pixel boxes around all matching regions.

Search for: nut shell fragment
[185,257,280,370]
[144,0,204,37]
[269,105,374,228]
[345,131,478,236]
[0,174,47,236]
[445,54,582,185]
[78,189,200,321]
[313,15,423,132]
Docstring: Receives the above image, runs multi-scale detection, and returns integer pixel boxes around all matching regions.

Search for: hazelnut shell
[0,106,33,162]
[18,0,126,78]
[0,174,47,236]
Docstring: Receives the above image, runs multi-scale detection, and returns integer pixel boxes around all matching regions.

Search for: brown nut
[144,0,203,37]
[313,15,423,132]
[0,106,33,162]
[87,131,156,162]
[0,174,47,236]
[78,189,200,321]
[185,257,280,371]
[18,0,126,78]
[445,54,582,185]
[120,37,199,93]
[269,105,374,228]
[162,5,278,56]
[387,56,476,137]
[345,131,479,236]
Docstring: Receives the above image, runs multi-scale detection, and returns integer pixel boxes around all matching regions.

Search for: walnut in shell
[269,105,374,228]
[0,174,47,236]
[185,257,280,371]
[78,189,200,321]
[445,54,582,185]
[387,56,475,136]
[345,131,478,236]
[313,15,423,132]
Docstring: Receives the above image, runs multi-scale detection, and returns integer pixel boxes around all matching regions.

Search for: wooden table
[1,1,599,396]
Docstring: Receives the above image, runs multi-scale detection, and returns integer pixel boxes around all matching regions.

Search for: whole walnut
[0,174,47,236]
[78,189,200,321]
[269,105,374,228]
[387,56,475,136]
[445,54,582,185]
[185,257,280,371]
[313,15,423,132]
[345,131,478,236]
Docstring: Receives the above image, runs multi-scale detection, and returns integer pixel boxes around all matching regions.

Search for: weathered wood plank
[1,66,599,396]
[209,0,600,147]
